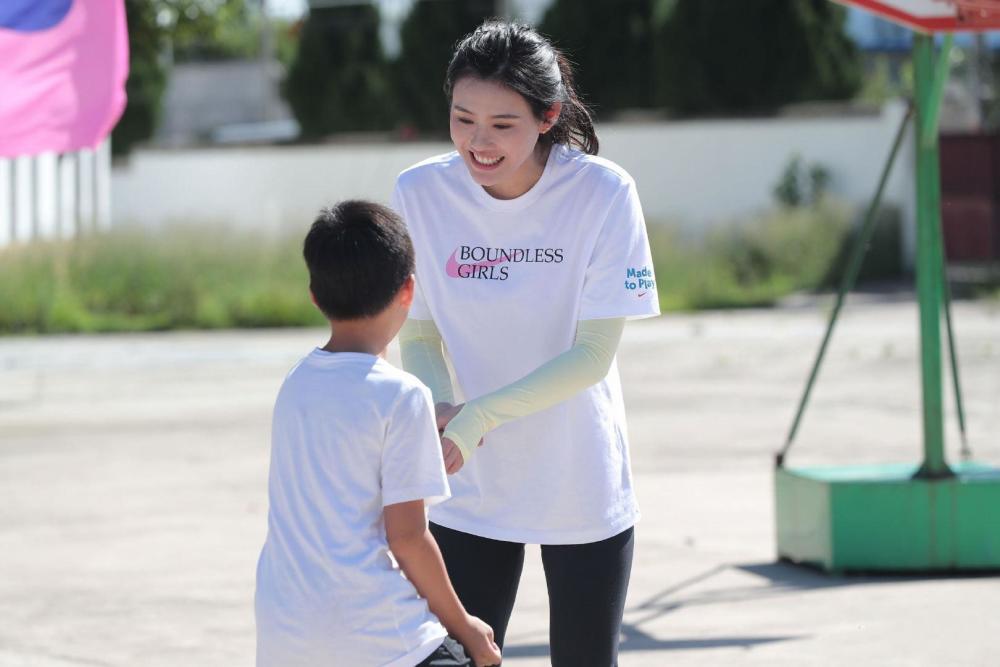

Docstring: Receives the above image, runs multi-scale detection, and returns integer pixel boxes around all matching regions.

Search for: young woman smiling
[392,21,660,667]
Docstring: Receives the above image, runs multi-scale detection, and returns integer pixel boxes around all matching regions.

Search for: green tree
[112,0,169,156]
[112,0,269,156]
[159,0,262,62]
[393,0,496,134]
[272,17,303,70]
[654,0,861,115]
[539,0,668,117]
[284,5,395,138]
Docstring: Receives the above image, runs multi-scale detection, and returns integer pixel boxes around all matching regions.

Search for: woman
[393,20,659,667]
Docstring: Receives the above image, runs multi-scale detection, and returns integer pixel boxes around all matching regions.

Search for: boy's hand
[434,402,463,433]
[454,614,501,667]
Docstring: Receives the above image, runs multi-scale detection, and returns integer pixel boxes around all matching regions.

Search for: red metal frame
[835,0,1000,32]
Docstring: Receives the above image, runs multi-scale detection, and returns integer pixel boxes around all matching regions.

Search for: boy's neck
[321,320,388,357]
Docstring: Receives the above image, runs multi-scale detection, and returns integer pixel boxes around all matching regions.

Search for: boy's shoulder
[372,359,433,402]
[357,361,437,436]
[280,351,429,406]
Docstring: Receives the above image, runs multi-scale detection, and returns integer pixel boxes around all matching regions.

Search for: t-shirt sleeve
[578,178,661,321]
[391,182,432,320]
[381,383,450,507]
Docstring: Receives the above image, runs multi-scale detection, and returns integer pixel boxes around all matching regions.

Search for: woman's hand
[436,403,485,475]
[441,437,466,475]
[437,403,469,474]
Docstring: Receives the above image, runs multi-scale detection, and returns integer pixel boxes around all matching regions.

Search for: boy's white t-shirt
[392,144,660,545]
[255,350,450,667]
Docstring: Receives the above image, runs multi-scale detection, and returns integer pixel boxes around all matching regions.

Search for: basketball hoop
[835,0,1000,32]
[944,0,1000,25]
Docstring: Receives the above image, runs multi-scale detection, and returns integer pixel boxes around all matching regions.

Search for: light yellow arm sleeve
[443,317,626,463]
[398,319,455,405]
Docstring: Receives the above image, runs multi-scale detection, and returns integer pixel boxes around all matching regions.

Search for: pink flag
[0,1,129,158]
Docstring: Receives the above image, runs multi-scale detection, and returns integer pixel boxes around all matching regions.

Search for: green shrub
[822,205,904,287]
[0,204,911,335]
[650,201,857,311]
[0,226,324,335]
[773,154,833,208]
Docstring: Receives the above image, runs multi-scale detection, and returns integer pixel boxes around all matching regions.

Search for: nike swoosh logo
[446,249,510,278]
[637,292,648,297]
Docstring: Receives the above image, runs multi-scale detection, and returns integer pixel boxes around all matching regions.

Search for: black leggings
[430,523,634,667]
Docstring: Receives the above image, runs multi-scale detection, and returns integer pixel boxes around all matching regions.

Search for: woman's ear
[540,101,563,134]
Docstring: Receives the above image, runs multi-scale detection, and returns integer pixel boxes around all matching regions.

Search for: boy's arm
[384,500,466,630]
[384,500,501,667]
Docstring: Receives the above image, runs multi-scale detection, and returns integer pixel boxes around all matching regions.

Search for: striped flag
[0,0,129,158]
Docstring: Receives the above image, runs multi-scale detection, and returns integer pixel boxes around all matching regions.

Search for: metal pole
[913,33,952,479]
[58,152,77,239]
[777,104,913,466]
[95,139,112,232]
[0,158,12,247]
[13,155,34,242]
[929,33,971,461]
[940,255,970,459]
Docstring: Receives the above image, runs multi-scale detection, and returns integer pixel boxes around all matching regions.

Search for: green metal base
[775,462,1000,572]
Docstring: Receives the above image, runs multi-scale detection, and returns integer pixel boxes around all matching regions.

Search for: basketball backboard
[835,0,1000,32]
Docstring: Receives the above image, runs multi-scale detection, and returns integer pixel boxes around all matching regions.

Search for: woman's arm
[441,317,625,469]
[399,319,455,406]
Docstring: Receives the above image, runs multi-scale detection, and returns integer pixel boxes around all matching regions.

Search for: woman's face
[449,77,559,200]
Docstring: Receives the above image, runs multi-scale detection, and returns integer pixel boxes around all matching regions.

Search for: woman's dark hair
[444,20,598,155]
[303,200,414,320]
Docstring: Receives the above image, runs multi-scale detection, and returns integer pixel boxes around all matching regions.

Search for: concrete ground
[1,299,999,666]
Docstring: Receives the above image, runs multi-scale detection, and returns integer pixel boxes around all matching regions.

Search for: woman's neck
[483,143,552,200]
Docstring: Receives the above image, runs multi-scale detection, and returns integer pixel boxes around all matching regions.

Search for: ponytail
[546,53,598,155]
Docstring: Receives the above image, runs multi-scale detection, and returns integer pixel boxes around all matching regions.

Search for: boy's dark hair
[303,200,414,320]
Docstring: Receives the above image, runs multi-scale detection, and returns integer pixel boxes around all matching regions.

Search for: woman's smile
[470,151,504,169]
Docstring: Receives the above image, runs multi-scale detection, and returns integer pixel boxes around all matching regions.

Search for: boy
[254,201,501,667]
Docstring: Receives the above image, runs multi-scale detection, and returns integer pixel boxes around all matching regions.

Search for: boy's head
[304,200,415,324]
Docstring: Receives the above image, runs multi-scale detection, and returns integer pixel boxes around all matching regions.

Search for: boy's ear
[398,275,415,309]
[309,289,318,308]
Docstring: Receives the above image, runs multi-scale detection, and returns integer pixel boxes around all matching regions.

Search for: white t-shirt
[255,350,450,667]
[392,144,660,545]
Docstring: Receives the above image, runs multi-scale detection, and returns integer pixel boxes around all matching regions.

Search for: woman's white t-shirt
[255,351,450,667]
[392,144,660,545]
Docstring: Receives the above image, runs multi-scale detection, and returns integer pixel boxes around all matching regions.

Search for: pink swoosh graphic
[446,248,510,278]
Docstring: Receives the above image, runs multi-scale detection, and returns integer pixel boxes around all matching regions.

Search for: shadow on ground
[629,561,1000,623]
[504,560,1000,660]
[502,629,797,659]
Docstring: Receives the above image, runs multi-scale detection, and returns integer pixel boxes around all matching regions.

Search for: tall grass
[0,203,901,334]
[0,226,323,334]
[650,201,856,311]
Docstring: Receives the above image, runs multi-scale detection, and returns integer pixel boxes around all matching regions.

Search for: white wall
[600,101,914,229]
[0,140,113,247]
[112,141,449,235]
[111,101,917,259]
